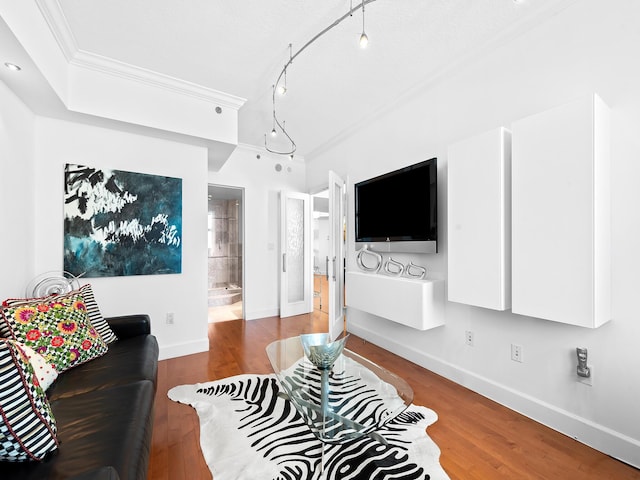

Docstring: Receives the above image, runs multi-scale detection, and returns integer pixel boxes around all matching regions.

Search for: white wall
[0,81,36,296]
[208,147,306,319]
[307,0,640,467]
[33,117,210,360]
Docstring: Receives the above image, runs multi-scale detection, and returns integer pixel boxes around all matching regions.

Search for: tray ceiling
[4,0,577,160]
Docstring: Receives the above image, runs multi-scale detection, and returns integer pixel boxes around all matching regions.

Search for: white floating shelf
[345,271,444,330]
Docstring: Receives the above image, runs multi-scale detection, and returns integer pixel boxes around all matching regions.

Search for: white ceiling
[2,0,577,160]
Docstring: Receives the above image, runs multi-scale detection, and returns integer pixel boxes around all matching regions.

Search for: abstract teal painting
[63,163,182,277]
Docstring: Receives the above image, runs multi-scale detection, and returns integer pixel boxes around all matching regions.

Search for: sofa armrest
[105,314,151,339]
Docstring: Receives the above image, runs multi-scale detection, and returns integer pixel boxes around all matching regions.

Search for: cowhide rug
[168,374,449,480]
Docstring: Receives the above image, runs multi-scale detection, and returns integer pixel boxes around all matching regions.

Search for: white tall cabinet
[511,93,611,328]
[447,127,512,310]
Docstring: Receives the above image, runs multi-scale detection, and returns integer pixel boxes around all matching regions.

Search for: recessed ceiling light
[4,62,22,71]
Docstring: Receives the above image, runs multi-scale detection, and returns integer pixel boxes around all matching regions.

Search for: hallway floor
[208,301,243,323]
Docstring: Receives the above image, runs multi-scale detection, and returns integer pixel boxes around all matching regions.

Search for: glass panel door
[280,191,312,317]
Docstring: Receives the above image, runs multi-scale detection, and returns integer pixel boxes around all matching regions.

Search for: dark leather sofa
[0,314,159,480]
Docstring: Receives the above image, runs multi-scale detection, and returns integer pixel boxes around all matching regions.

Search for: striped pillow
[78,284,118,344]
[0,339,58,461]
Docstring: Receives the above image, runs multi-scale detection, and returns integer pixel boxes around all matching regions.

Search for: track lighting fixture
[359,0,369,48]
[359,31,369,48]
[278,68,287,96]
[264,0,378,156]
[270,85,278,137]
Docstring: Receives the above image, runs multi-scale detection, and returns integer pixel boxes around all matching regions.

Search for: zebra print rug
[168,374,449,480]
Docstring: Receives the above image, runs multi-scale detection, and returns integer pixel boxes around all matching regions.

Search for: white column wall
[33,117,210,360]
[0,81,36,296]
[208,147,306,320]
[306,0,640,467]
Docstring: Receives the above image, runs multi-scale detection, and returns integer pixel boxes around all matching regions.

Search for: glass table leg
[320,368,329,475]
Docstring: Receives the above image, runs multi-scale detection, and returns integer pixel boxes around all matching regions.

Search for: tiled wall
[208,199,242,288]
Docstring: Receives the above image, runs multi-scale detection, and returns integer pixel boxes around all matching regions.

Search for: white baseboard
[348,322,640,469]
[159,338,209,361]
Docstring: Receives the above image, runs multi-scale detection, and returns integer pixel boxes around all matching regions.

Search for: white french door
[279,191,313,318]
[327,171,345,340]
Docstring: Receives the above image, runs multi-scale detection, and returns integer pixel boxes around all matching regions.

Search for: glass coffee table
[266,335,413,445]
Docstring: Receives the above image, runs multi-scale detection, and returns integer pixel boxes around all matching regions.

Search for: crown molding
[69,49,246,110]
[34,0,246,110]
[34,0,76,61]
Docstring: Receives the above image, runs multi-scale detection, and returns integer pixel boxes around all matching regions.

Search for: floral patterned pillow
[0,290,108,373]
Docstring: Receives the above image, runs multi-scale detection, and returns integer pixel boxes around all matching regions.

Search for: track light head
[359,0,369,48]
[359,32,369,48]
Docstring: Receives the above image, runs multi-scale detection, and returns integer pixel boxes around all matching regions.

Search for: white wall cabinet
[345,271,444,330]
[511,93,611,328]
[447,127,512,310]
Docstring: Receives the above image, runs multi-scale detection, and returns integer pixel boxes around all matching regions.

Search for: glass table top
[266,335,414,444]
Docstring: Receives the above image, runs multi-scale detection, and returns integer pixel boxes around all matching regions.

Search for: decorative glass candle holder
[300,333,349,370]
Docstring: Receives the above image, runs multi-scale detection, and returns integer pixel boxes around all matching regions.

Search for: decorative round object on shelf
[403,262,427,280]
[25,271,82,298]
[383,257,404,276]
[356,245,382,273]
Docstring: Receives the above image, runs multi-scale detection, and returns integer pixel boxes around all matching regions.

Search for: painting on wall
[63,163,182,277]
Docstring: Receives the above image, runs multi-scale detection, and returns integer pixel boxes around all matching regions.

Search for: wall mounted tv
[354,158,437,253]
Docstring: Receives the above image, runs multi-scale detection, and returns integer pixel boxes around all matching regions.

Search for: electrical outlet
[511,344,523,363]
[166,312,175,325]
[465,330,474,346]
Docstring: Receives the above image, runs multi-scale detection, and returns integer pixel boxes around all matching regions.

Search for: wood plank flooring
[148,314,640,479]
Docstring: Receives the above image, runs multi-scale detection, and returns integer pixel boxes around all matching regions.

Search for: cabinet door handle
[282,253,286,273]
[332,256,337,281]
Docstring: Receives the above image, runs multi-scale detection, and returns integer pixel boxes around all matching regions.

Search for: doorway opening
[312,189,329,325]
[208,184,244,323]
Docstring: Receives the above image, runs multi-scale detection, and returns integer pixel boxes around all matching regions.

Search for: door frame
[207,183,245,322]
[327,171,346,340]
[309,171,346,340]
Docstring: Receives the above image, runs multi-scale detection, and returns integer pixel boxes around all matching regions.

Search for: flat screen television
[354,158,437,253]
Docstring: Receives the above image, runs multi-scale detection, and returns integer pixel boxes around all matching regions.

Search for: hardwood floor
[148,315,640,479]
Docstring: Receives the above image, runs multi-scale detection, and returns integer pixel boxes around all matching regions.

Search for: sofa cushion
[47,334,159,402]
[0,340,58,462]
[0,381,155,480]
[0,290,108,373]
